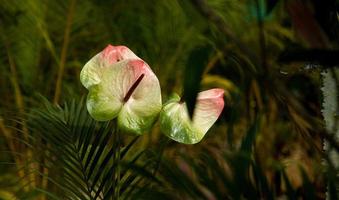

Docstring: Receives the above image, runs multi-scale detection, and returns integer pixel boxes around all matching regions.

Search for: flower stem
[115,124,121,200]
[116,130,121,200]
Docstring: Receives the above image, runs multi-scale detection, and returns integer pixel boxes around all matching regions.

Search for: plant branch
[190,0,260,67]
[3,38,36,190]
[53,0,77,104]
[254,0,268,74]
[4,40,28,140]
[48,0,77,196]
[0,118,26,185]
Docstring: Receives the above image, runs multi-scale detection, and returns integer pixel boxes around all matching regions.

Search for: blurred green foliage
[0,0,338,199]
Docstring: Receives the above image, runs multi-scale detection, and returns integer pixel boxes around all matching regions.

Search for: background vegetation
[0,0,338,199]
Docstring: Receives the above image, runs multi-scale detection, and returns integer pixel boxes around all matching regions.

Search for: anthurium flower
[80,45,162,135]
[160,89,224,144]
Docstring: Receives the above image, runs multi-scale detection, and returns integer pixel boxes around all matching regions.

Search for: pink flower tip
[198,88,224,100]
[101,44,138,64]
[196,88,225,118]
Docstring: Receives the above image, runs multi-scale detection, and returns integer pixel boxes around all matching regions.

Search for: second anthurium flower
[160,89,224,144]
[80,45,162,135]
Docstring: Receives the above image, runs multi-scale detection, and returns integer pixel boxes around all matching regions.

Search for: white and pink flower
[80,45,162,135]
[160,89,224,144]
[80,44,224,143]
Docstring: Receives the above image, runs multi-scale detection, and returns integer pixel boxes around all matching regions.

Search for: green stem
[254,0,267,74]
[53,0,77,104]
[152,138,171,176]
[116,125,121,200]
[3,36,34,190]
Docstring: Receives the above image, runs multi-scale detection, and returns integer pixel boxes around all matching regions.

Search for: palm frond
[22,98,160,199]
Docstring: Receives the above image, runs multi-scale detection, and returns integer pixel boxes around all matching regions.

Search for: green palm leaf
[22,98,160,199]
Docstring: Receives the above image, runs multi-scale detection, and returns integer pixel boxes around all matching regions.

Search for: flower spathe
[80,45,162,135]
[160,89,224,144]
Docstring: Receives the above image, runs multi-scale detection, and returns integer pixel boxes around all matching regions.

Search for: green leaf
[240,118,259,153]
[183,45,213,118]
[300,167,316,200]
[265,0,279,15]
[24,98,160,199]
[281,169,297,200]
